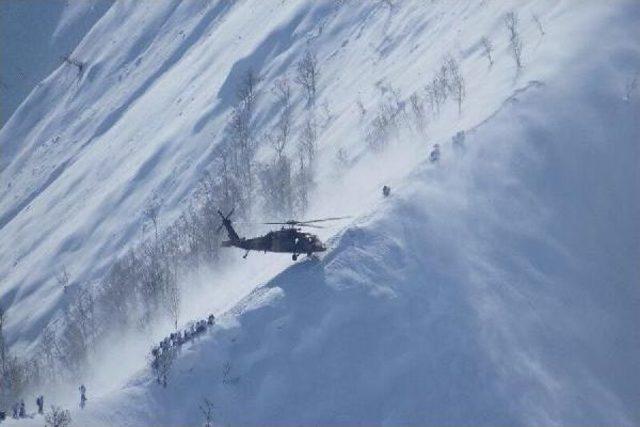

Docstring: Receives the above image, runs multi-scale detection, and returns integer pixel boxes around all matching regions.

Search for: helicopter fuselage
[218,210,336,260]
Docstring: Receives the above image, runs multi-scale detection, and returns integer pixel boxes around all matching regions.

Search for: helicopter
[217,209,348,261]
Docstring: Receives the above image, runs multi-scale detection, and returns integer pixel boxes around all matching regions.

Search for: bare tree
[425,66,449,116]
[199,397,215,427]
[259,78,296,217]
[39,325,60,381]
[298,115,317,172]
[409,93,426,132]
[445,56,465,115]
[1,356,27,409]
[45,405,72,427]
[294,114,318,216]
[366,102,398,151]
[62,287,96,367]
[505,11,523,70]
[480,36,494,67]
[295,50,319,108]
[236,68,258,116]
[221,68,260,216]
[233,69,259,196]
[272,78,293,156]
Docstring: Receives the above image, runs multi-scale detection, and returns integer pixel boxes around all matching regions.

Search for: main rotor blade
[263,216,350,226]
[298,224,324,229]
[297,216,351,224]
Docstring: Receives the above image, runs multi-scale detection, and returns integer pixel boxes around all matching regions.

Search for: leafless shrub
[45,405,72,427]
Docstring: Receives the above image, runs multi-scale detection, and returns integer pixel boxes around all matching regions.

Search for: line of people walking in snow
[150,314,216,385]
[153,314,216,356]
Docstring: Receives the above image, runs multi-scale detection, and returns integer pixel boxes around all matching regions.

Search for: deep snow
[1,0,639,425]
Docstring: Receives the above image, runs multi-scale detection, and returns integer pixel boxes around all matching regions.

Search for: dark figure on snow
[79,384,87,409]
[207,314,216,325]
[196,321,206,334]
[429,144,440,163]
[0,410,6,421]
[382,185,391,197]
[36,395,44,415]
[429,143,441,162]
[452,130,465,152]
[18,400,26,418]
[12,402,18,418]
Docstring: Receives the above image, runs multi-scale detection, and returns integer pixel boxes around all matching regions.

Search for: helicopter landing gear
[292,253,299,261]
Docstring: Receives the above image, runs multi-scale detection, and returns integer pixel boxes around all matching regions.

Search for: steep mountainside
[1,0,639,425]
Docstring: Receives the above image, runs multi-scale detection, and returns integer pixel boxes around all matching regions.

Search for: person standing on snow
[36,395,44,415]
[79,384,87,409]
[429,144,441,163]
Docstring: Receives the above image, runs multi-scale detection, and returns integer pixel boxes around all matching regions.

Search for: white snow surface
[1,0,639,425]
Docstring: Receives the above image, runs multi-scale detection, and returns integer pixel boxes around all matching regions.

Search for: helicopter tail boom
[217,209,241,243]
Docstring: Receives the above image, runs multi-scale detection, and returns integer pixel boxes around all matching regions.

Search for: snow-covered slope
[0,0,113,127]
[1,0,639,425]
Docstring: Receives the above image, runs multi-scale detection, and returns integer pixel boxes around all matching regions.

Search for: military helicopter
[217,210,348,261]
